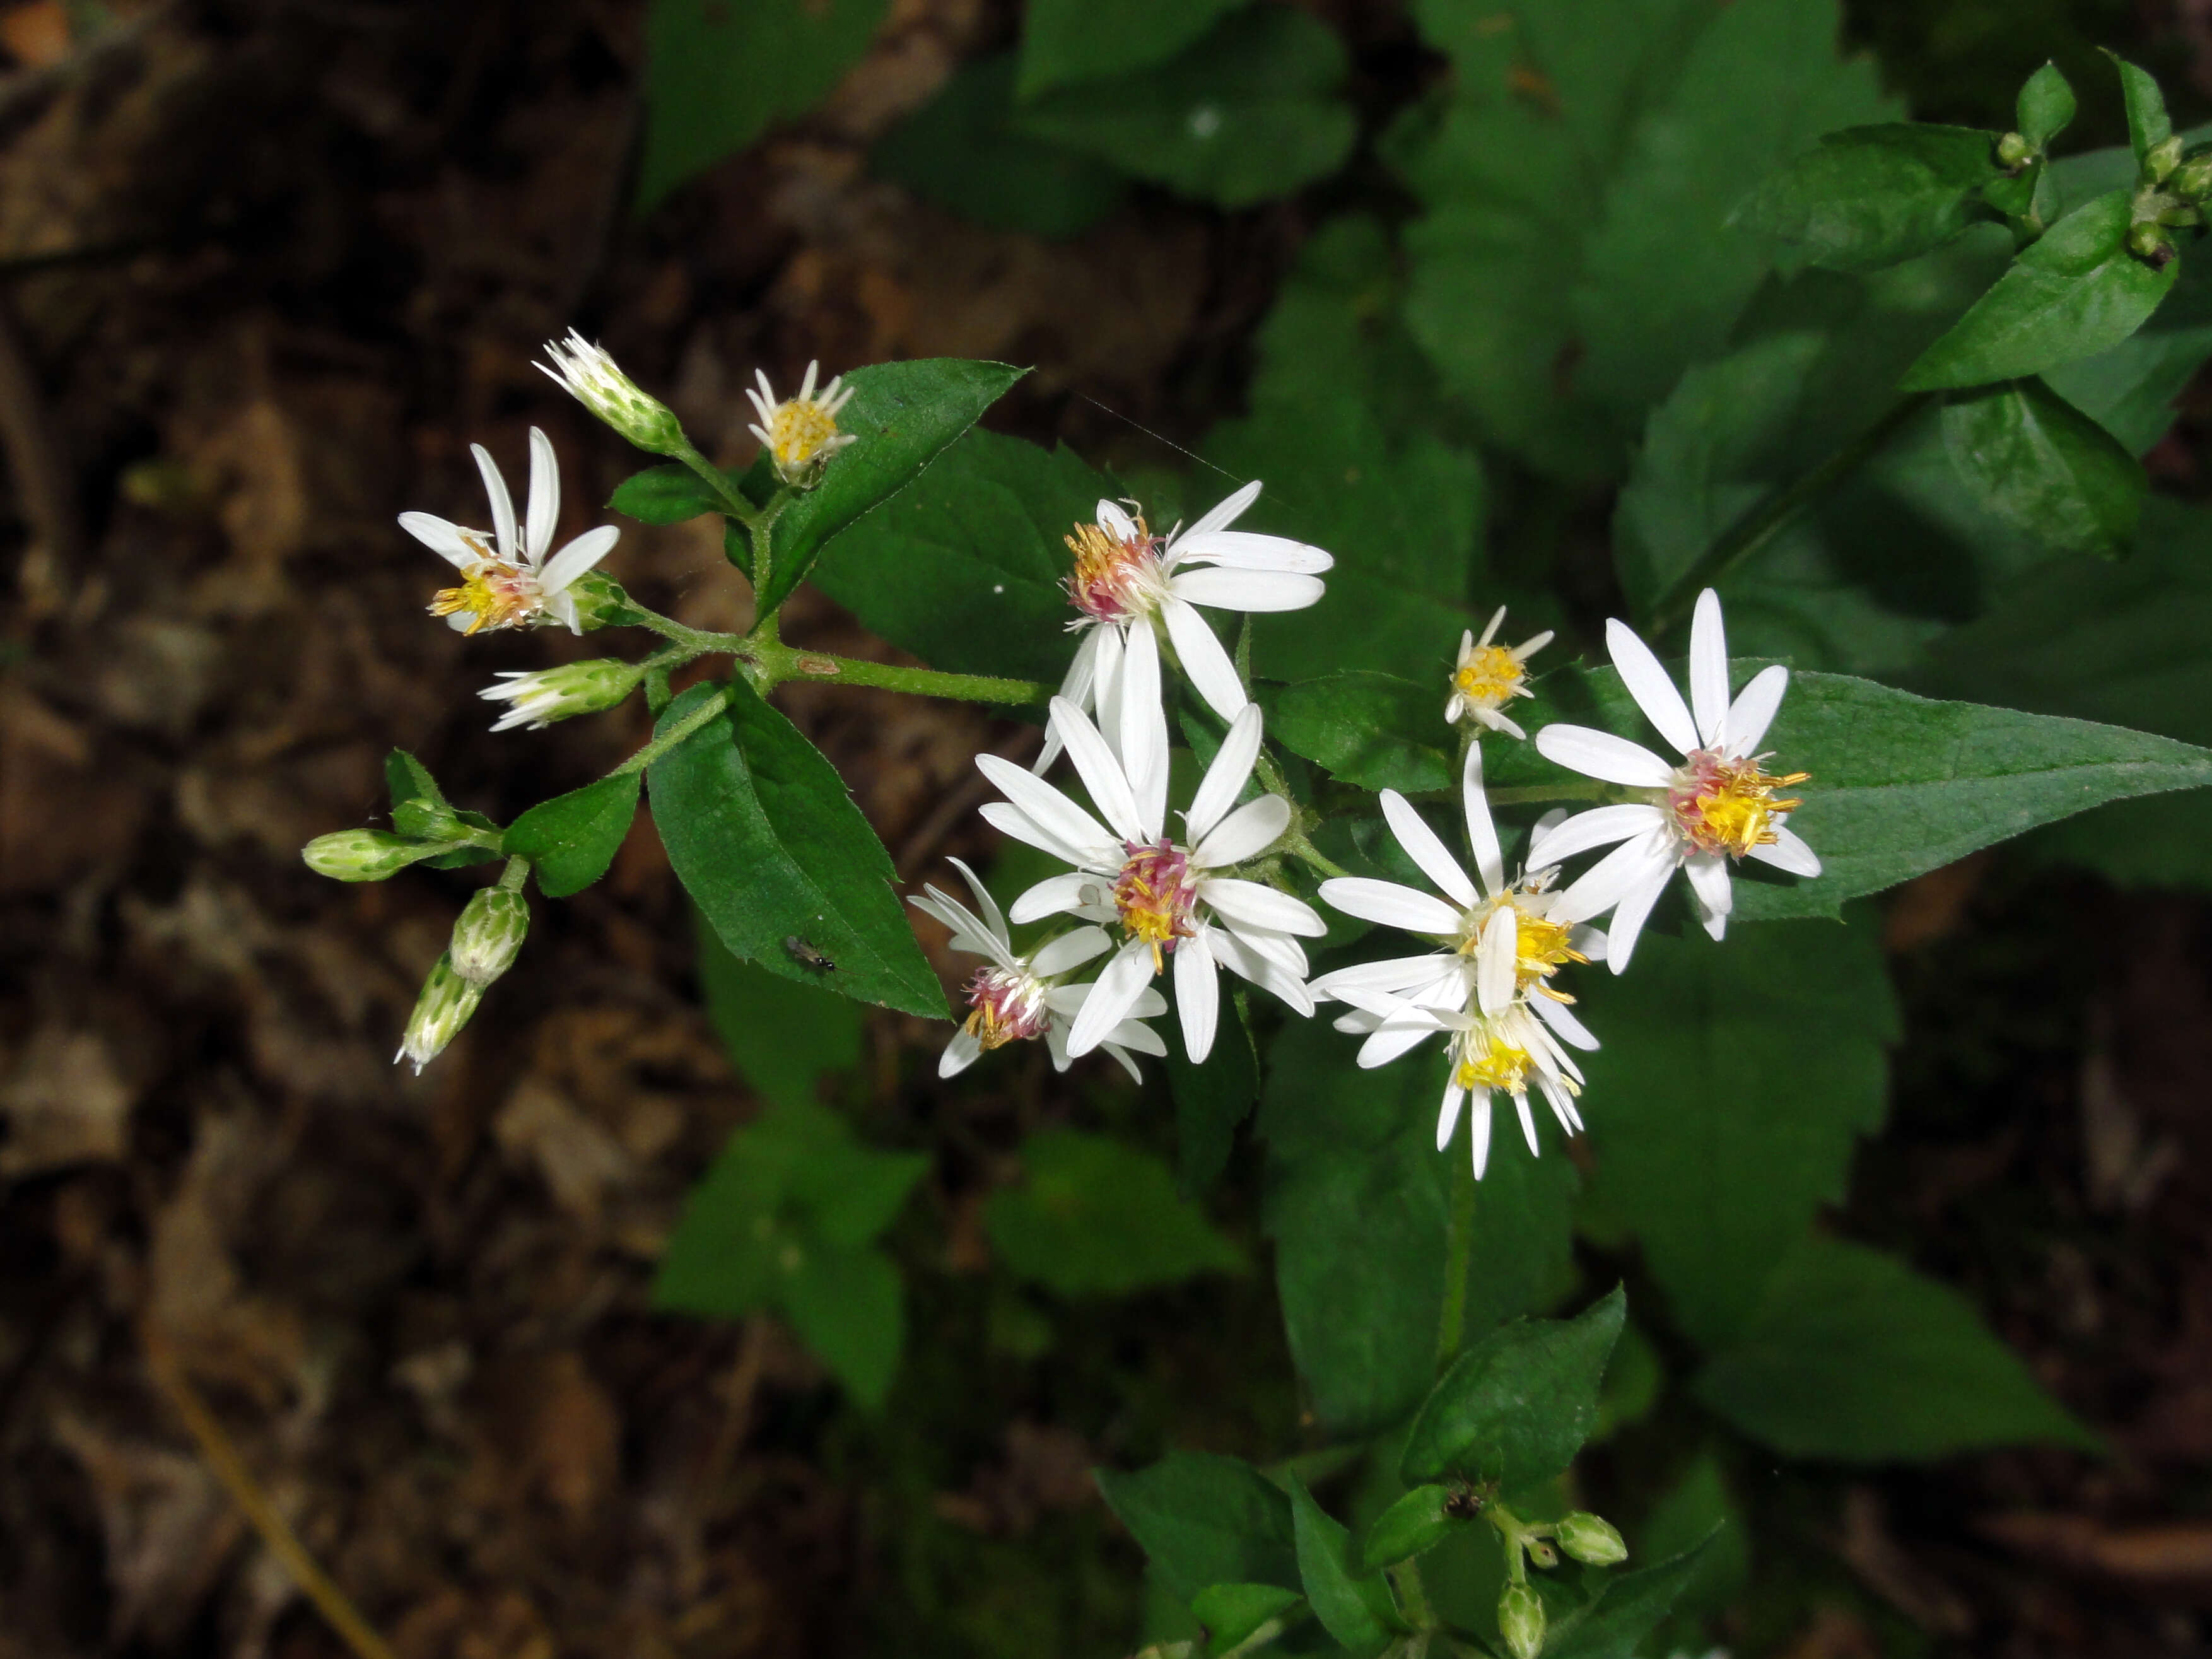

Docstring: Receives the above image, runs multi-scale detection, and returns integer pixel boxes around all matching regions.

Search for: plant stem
[746,639,1048,705]
[497,855,529,893]
[1645,390,1930,638]
[1435,1135,1478,1371]
[1482,780,1612,807]
[1389,1559,1437,1629]
[611,684,735,776]
[670,441,760,527]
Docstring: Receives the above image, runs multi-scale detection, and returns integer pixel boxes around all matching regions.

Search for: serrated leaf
[983,1128,1242,1296]
[694,909,865,1110]
[607,462,737,527]
[2016,63,2076,153]
[646,680,945,1017]
[1940,377,2145,560]
[502,772,640,898]
[1902,190,2180,390]
[1015,0,1252,99]
[1399,1286,1625,1492]
[1288,1476,1401,1657]
[1094,1451,1301,1603]
[1188,1584,1303,1656]
[780,1244,904,1410]
[1010,8,1354,209]
[1264,672,1454,794]
[2040,250,2212,455]
[1731,124,2000,274]
[638,0,888,209]
[752,358,1027,618]
[1694,1236,2097,1458]
[1576,922,1897,1348]
[385,749,445,814]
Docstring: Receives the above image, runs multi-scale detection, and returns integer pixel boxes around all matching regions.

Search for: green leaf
[1094,1451,1302,1603]
[1940,377,2145,561]
[1399,1286,1625,1492]
[1694,1236,2097,1458]
[2109,51,2172,170]
[385,748,446,818]
[1188,1584,1303,1656]
[1361,1484,1458,1571]
[638,0,889,209]
[1010,8,1355,209]
[694,908,865,1111]
[1543,1533,1719,1659]
[607,463,734,527]
[871,54,1126,239]
[1731,124,2001,274]
[781,1244,903,1410]
[1576,922,1897,1348]
[752,358,1027,618]
[1902,190,2180,391]
[2016,63,2077,153]
[653,1104,858,1316]
[647,681,945,1018]
[502,773,640,898]
[1288,1475,1401,1657]
[1162,993,1258,1195]
[806,426,1104,683]
[1015,0,1252,98]
[1260,1019,1579,1434]
[1265,673,1454,794]
[984,1129,1241,1296]
[2040,249,2212,455]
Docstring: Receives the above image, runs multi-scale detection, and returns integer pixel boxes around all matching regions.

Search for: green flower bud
[559,569,648,633]
[479,657,643,731]
[396,953,483,1074]
[1525,1537,1560,1570]
[2158,202,2204,228]
[2128,221,2177,266]
[302,828,434,882]
[1497,1582,1545,1659]
[1554,1511,1629,1567]
[2172,150,2212,201]
[448,887,529,986]
[2147,132,2187,185]
[538,331,688,455]
[1994,131,2034,171]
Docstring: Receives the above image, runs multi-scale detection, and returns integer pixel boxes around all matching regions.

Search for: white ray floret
[746,360,858,486]
[399,427,619,635]
[908,859,1166,1083]
[980,685,1323,1064]
[1446,604,1554,738]
[1529,588,1822,970]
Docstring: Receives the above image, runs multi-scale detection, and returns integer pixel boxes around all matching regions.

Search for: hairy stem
[746,640,1047,705]
[611,684,735,777]
[1435,1135,1478,1370]
[1389,1558,1437,1630]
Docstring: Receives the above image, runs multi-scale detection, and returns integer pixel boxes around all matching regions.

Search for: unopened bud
[537,330,687,455]
[1994,131,2034,170]
[1525,1538,1560,1569]
[448,887,529,985]
[1497,1583,1545,1659]
[2147,133,2187,184]
[479,658,642,732]
[303,828,433,882]
[395,953,483,1074]
[390,798,467,841]
[559,568,647,633]
[2159,202,2204,228]
[2128,221,2177,266]
[2173,150,2212,201]
[1555,1511,1629,1567]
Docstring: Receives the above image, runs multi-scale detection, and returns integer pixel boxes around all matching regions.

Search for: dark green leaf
[653,1106,852,1316]
[1543,1533,1719,1659]
[983,1129,1242,1296]
[607,463,735,526]
[638,0,889,209]
[1731,124,2000,274]
[1094,1451,1301,1602]
[2040,250,2212,455]
[2016,63,2076,153]
[1015,0,1252,98]
[1289,1476,1401,1656]
[806,426,1104,683]
[1940,377,2145,560]
[1010,8,1355,209]
[872,54,1126,239]
[1576,922,1897,1348]
[780,1245,903,1410]
[2109,51,2172,170]
[694,909,865,1111]
[753,358,1027,617]
[1163,994,1258,1196]
[1902,190,2180,390]
[1188,1584,1303,1656]
[385,749,446,815]
[1265,673,1454,794]
[647,681,946,1017]
[1695,1236,2098,1458]
[503,773,640,898]
[1399,1286,1625,1492]
[1361,1484,1458,1571]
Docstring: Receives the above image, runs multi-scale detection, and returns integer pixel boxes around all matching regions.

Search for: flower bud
[1554,1511,1629,1567]
[2172,149,2212,201]
[1994,131,2034,170]
[395,953,483,1074]
[2128,221,2177,266]
[479,658,643,732]
[448,887,529,986]
[560,568,647,632]
[303,828,433,882]
[1525,1537,1560,1569]
[537,331,687,455]
[2147,132,2187,185]
[1497,1582,1545,1659]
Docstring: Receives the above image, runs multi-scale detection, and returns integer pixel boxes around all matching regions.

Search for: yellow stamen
[769,400,841,474]
[1453,643,1526,708]
[1680,760,1810,859]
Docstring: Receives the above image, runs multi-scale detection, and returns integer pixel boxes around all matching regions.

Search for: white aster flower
[908,859,1166,1082]
[1447,604,1553,738]
[1311,746,1601,1177]
[978,684,1323,1064]
[536,330,684,453]
[1039,479,1332,768]
[477,658,642,732]
[1529,588,1821,969]
[746,360,857,486]
[400,428,619,636]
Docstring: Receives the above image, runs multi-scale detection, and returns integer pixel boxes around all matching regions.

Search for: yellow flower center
[429,558,538,635]
[1065,516,1160,623]
[1459,896,1587,999]
[1454,1025,1533,1094]
[1453,644,1526,709]
[1668,751,1809,859]
[1113,838,1195,971]
[769,400,841,473]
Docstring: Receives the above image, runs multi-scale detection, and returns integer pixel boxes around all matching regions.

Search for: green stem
[1645,391,1930,638]
[1388,1559,1436,1631]
[497,855,530,893]
[610,684,735,777]
[1435,1135,1478,1371]
[1482,781,1613,806]
[670,442,762,527]
[744,639,1046,705]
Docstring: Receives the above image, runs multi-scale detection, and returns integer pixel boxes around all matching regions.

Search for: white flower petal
[1360,1017,1440,1068]
[1037,628,1105,773]
[1462,745,1505,898]
[940,1028,984,1079]
[1601,858,1677,973]
[1066,940,1156,1057]
[1437,1083,1466,1152]
[1317,877,1461,935]
[1208,925,1313,1012]
[1683,852,1733,931]
[1513,1091,1540,1156]
[1046,1016,1072,1072]
[1161,595,1248,723]
[1173,478,1261,544]
[1175,928,1219,1062]
[1186,703,1263,843]
[1109,1018,1168,1058]
[1721,663,1790,758]
[1309,953,1458,1002]
[1533,724,1677,788]
[1477,908,1518,1017]
[1528,802,1670,868]
[1101,1041,1143,1084]
[1198,876,1325,937]
[980,751,1117,863]
[978,802,1092,871]
[1170,565,1326,614]
[1689,589,1734,748]
[1381,790,1477,908]
[1531,995,1599,1052]
[1032,926,1111,975]
[399,512,483,570]
[1117,623,1171,835]
[944,856,1008,944]
[1748,822,1822,877]
[537,525,619,597]
[1050,696,1145,846]
[1606,618,1699,754]
[1171,529,1333,575]
[1191,795,1290,871]
[1097,499,1138,540]
[525,427,559,566]
[1009,871,1103,925]
[1556,831,1675,925]
[1468,1094,1494,1179]
[471,443,519,564]
[1091,624,1126,756]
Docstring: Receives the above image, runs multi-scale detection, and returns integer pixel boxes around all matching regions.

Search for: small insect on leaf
[784,935,836,972]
